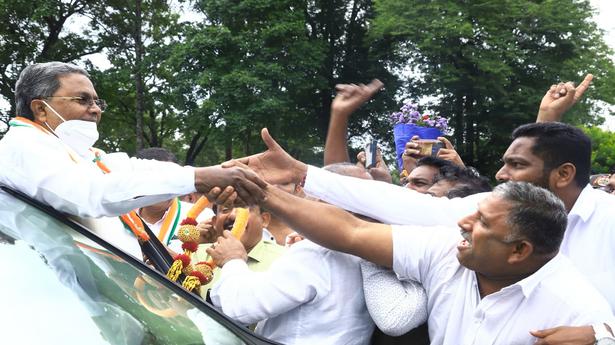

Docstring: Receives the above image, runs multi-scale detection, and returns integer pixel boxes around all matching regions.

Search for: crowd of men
[0,61,614,345]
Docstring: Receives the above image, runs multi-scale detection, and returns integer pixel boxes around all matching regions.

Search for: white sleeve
[392,225,458,284]
[0,130,196,218]
[303,165,485,226]
[361,260,427,336]
[210,245,330,325]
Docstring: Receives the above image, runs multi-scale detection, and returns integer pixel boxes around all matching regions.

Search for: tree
[371,0,615,177]
[582,125,615,173]
[87,0,186,155]
[0,0,104,137]
[169,0,402,166]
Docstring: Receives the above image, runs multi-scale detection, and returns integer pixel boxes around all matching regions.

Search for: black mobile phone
[365,140,378,168]
[431,141,445,156]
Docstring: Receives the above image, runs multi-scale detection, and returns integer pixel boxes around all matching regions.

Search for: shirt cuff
[304,165,332,199]
[181,166,198,194]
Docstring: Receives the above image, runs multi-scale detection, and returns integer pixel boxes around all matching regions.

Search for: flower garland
[166,200,251,293]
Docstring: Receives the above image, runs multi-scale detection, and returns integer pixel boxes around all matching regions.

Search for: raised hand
[331,79,384,118]
[196,218,219,244]
[357,149,392,183]
[222,128,308,186]
[537,74,593,123]
[401,135,421,173]
[436,137,465,167]
[325,79,384,165]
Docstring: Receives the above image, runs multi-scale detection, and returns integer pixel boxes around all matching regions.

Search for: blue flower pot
[394,123,442,170]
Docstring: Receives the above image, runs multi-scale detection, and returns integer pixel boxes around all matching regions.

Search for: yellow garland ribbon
[230,208,250,239]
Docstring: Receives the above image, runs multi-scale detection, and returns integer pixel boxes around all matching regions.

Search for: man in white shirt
[0,62,264,218]
[225,123,615,343]
[240,179,614,345]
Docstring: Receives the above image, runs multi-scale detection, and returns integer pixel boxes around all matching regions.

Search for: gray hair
[15,62,89,119]
[323,163,373,180]
[493,181,567,255]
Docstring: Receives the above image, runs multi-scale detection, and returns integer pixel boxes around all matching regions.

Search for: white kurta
[210,239,374,345]
[0,124,196,218]
[392,225,614,345]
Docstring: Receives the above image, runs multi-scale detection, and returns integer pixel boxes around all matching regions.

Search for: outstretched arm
[223,128,481,226]
[262,184,394,267]
[324,80,384,165]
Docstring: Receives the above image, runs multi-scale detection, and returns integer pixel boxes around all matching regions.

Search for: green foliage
[1,0,613,177]
[0,0,103,133]
[582,126,615,173]
[371,0,615,178]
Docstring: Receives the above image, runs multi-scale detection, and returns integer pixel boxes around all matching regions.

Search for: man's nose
[457,212,476,232]
[495,166,509,182]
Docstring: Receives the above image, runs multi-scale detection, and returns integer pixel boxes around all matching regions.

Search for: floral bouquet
[389,102,449,170]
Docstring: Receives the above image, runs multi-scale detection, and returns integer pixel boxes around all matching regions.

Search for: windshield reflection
[0,192,245,345]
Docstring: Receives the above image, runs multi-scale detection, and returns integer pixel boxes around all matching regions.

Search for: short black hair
[434,166,492,198]
[416,156,456,170]
[135,147,178,164]
[511,122,591,188]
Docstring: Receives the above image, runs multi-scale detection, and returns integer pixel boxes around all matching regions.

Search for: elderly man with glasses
[0,62,263,255]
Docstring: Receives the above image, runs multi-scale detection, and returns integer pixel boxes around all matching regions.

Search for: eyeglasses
[45,96,108,112]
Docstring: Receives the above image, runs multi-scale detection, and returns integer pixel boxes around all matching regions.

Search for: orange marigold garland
[166,196,216,293]
[167,197,251,293]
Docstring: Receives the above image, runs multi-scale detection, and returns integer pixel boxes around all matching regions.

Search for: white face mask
[41,100,99,158]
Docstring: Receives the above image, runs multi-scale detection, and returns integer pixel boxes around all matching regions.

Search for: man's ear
[508,240,533,264]
[30,99,47,124]
[261,212,271,229]
[550,163,576,189]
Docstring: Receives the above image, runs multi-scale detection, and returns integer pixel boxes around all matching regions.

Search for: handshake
[194,128,308,208]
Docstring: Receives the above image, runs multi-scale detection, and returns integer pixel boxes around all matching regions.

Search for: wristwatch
[594,323,615,345]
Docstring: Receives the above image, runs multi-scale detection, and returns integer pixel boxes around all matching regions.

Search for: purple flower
[389,102,449,133]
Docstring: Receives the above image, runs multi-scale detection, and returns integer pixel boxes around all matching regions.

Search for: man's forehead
[57,73,97,94]
[477,195,510,217]
[502,137,538,159]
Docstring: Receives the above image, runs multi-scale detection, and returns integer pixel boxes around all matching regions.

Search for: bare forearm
[264,186,359,252]
[263,185,393,266]
[324,113,351,165]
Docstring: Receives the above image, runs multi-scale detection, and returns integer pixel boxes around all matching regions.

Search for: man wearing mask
[0,62,262,220]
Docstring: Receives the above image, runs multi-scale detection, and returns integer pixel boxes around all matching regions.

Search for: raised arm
[536,74,593,123]
[324,80,384,165]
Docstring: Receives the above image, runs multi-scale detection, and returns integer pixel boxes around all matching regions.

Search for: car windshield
[0,189,271,345]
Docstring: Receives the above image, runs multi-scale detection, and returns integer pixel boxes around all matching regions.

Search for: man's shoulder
[248,239,286,264]
[533,255,612,315]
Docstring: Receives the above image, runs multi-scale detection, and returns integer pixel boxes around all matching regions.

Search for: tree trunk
[133,0,145,151]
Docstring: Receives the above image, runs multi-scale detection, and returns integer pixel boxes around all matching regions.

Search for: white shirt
[392,225,614,345]
[304,165,615,312]
[561,185,615,311]
[0,124,196,218]
[210,239,374,345]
